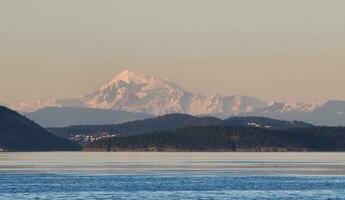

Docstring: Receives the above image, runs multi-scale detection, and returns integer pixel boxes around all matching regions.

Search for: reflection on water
[1,152,345,175]
[1,152,345,199]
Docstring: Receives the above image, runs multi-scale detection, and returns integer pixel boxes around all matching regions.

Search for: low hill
[49,113,223,139]
[85,126,345,152]
[223,116,313,129]
[0,106,82,151]
[49,114,313,143]
[24,107,153,127]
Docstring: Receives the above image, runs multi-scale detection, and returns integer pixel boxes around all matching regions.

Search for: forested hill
[0,106,82,151]
[49,113,223,138]
[223,116,313,129]
[85,126,345,152]
[49,114,313,139]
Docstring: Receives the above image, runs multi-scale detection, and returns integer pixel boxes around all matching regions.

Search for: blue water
[1,152,345,199]
[1,174,345,199]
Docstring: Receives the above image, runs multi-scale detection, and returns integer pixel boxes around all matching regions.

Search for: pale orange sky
[0,0,345,103]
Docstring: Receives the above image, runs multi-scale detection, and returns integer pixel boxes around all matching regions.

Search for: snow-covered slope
[78,70,193,114]
[9,70,267,116]
[9,69,345,126]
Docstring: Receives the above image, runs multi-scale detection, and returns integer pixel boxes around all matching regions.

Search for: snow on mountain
[12,69,345,126]
[9,98,61,113]
[281,102,323,113]
[8,70,268,116]
[261,101,323,114]
[8,69,345,126]
[80,70,193,114]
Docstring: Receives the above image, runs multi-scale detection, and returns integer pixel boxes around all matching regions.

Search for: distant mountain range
[0,104,342,152]
[0,106,81,151]
[49,113,313,141]
[24,107,153,127]
[7,69,345,126]
[9,70,268,115]
[240,100,345,126]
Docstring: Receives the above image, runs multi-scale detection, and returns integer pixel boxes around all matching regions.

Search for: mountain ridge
[8,70,269,115]
[24,107,153,127]
[8,70,345,126]
[48,114,313,143]
[85,126,345,152]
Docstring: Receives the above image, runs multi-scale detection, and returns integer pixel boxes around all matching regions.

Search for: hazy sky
[1,0,345,103]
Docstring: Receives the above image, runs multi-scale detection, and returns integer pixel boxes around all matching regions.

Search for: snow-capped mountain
[9,98,61,113]
[9,70,267,115]
[76,70,193,114]
[8,69,345,126]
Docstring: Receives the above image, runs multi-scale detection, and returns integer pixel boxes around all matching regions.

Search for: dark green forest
[49,114,312,139]
[0,106,82,151]
[86,126,345,152]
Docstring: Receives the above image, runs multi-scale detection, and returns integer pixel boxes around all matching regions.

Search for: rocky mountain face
[7,70,345,126]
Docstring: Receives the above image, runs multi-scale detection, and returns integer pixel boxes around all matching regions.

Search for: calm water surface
[1,152,345,199]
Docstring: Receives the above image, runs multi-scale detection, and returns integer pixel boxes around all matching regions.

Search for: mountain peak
[8,69,276,116]
[110,69,150,84]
